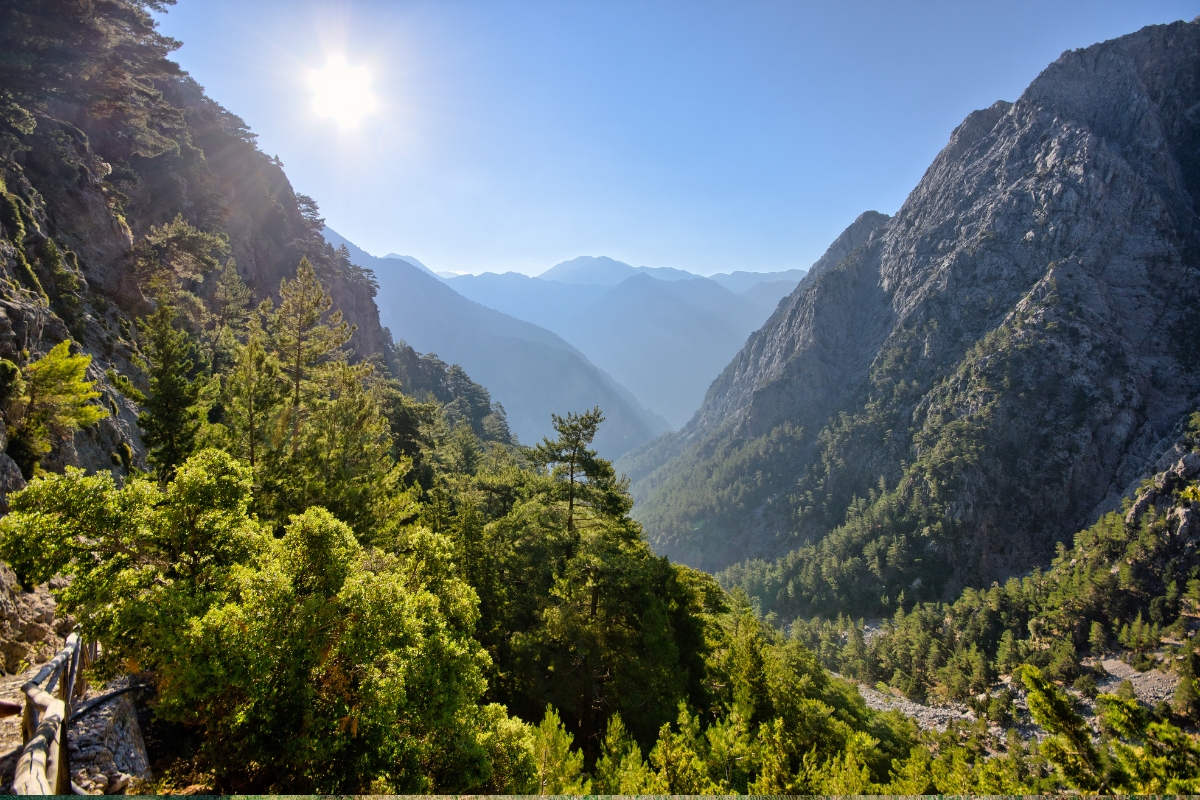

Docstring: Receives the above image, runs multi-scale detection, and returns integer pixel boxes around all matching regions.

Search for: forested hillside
[625,23,1200,614]
[0,0,393,481]
[5,1,1200,795]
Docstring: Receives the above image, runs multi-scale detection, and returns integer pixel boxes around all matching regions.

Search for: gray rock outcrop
[70,678,152,795]
[0,74,391,479]
[0,563,73,674]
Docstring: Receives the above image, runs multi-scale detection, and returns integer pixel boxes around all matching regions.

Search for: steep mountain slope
[739,279,802,314]
[0,7,385,480]
[385,252,442,280]
[323,230,668,457]
[624,21,1200,611]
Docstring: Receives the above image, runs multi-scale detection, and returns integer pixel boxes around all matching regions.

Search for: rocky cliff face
[625,21,1200,609]
[0,74,387,479]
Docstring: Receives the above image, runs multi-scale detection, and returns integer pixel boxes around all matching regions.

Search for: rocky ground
[850,652,1181,735]
[0,664,152,795]
[0,664,33,786]
[0,563,74,675]
[1096,656,1180,706]
[0,561,150,794]
[69,677,152,795]
[855,682,977,731]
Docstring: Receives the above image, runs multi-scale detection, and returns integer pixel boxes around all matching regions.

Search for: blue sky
[156,1,1197,276]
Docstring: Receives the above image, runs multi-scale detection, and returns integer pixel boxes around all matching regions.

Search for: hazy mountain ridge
[624,21,1200,609]
[448,259,805,426]
[537,255,696,285]
[323,228,669,456]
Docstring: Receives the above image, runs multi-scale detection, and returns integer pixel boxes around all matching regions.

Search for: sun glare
[309,55,377,128]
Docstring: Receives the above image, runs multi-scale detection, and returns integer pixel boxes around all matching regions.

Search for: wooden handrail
[12,633,91,795]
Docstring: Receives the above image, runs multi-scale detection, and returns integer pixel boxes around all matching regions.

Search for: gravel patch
[854,682,977,731]
[69,677,152,795]
[1097,657,1179,706]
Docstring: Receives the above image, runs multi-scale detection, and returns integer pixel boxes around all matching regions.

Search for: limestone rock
[0,453,24,513]
[0,563,71,674]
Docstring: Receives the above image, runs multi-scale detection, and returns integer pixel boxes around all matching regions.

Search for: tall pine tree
[202,257,250,373]
[533,407,630,533]
[138,301,201,482]
[223,324,282,477]
[265,257,352,455]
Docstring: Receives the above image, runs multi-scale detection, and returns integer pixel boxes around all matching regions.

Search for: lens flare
[309,55,377,128]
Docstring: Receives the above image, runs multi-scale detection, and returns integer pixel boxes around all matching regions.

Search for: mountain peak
[537,255,638,285]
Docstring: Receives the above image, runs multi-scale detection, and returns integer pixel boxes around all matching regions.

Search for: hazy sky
[156,1,1196,276]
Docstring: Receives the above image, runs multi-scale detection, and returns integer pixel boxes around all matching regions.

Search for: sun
[309,55,377,128]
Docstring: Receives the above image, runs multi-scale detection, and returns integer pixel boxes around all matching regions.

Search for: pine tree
[532,705,590,795]
[203,258,250,372]
[532,406,630,532]
[730,612,770,726]
[266,257,352,455]
[223,326,282,476]
[1174,653,1200,722]
[133,216,230,326]
[138,301,201,482]
[2,342,107,478]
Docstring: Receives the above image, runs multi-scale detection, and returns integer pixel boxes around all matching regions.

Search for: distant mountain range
[537,255,699,285]
[322,229,669,458]
[448,257,805,427]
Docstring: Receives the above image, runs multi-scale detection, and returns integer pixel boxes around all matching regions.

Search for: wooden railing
[11,633,95,795]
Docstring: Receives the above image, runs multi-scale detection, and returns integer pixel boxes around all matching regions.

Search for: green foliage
[648,705,716,794]
[0,179,44,297]
[1174,654,1200,722]
[37,239,86,332]
[593,713,659,794]
[11,4,1200,787]
[138,301,201,481]
[0,0,184,159]
[387,346,514,449]
[219,327,281,478]
[629,421,806,568]
[1018,665,1103,790]
[532,406,630,530]
[0,450,528,792]
[785,462,1200,705]
[134,214,228,290]
[200,258,250,373]
[531,705,590,795]
[105,368,145,403]
[266,256,352,424]
[2,341,107,477]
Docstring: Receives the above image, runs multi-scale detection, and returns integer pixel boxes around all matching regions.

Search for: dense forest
[0,0,1200,794]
